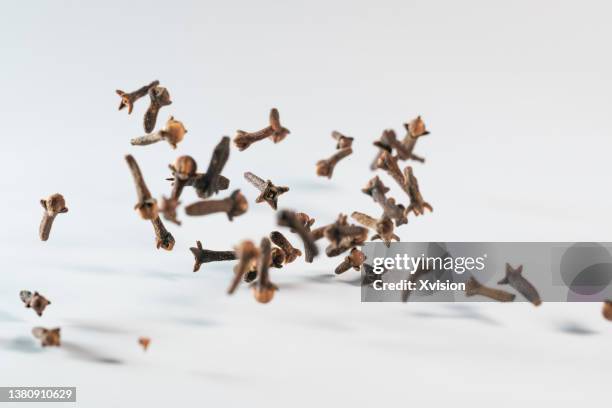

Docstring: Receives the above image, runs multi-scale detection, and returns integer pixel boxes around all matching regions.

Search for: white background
[0,1,610,406]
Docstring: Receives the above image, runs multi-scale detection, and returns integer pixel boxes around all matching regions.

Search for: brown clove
[498,263,542,306]
[32,327,61,347]
[251,237,278,304]
[270,246,286,268]
[228,240,259,294]
[244,172,289,210]
[465,277,515,302]
[151,216,175,250]
[316,148,353,179]
[400,116,429,162]
[269,108,291,143]
[193,136,231,199]
[185,190,248,221]
[362,176,408,226]
[20,291,51,317]
[270,231,302,264]
[138,337,151,352]
[189,240,237,272]
[39,193,68,241]
[167,155,198,201]
[143,86,172,133]
[375,151,410,195]
[404,166,433,216]
[125,155,175,250]
[234,108,290,150]
[277,210,319,263]
[351,212,399,247]
[116,80,159,114]
[331,131,354,149]
[335,248,366,274]
[131,116,187,149]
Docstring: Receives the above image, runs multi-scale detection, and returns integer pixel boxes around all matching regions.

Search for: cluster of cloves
[117,80,183,149]
[18,290,59,347]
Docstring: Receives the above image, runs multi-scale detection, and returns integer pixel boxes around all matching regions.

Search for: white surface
[0,1,610,406]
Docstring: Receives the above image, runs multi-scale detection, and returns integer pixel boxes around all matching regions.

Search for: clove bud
[32,327,61,347]
[189,240,237,272]
[270,231,302,264]
[244,172,289,210]
[39,193,68,241]
[277,210,319,262]
[498,263,542,306]
[185,190,248,221]
[20,291,51,317]
[335,248,366,274]
[228,240,259,294]
[116,80,159,114]
[251,237,278,304]
[143,86,172,133]
[131,116,187,149]
[465,277,515,302]
[316,148,353,179]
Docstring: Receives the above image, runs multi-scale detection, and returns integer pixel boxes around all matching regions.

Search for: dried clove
[270,231,302,264]
[228,240,259,294]
[375,151,409,195]
[138,337,151,352]
[193,136,231,199]
[331,131,354,149]
[404,115,429,139]
[404,166,432,216]
[168,156,197,199]
[125,155,175,250]
[32,327,61,347]
[335,248,366,274]
[244,172,289,210]
[131,116,187,149]
[234,108,290,150]
[498,263,542,306]
[167,155,198,201]
[20,291,51,317]
[400,116,429,163]
[323,214,368,247]
[351,212,399,247]
[311,214,348,241]
[277,210,319,263]
[293,212,315,233]
[143,86,172,133]
[372,129,414,161]
[603,300,612,321]
[269,108,290,143]
[151,216,175,250]
[189,240,237,272]
[465,277,515,302]
[39,193,68,241]
[159,196,181,225]
[316,148,353,179]
[362,176,408,226]
[116,80,159,114]
[251,237,278,304]
[270,247,286,268]
[185,190,248,221]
